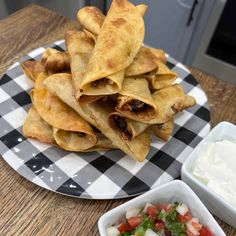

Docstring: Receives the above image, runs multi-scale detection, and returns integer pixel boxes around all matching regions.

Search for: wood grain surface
[0,4,236,236]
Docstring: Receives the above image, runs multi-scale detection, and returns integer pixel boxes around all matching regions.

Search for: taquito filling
[113,115,132,140]
[123,99,153,113]
[91,78,114,87]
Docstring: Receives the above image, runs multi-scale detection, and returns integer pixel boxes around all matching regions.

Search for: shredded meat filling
[114,116,132,139]
[91,78,113,88]
[129,100,146,112]
[77,132,86,137]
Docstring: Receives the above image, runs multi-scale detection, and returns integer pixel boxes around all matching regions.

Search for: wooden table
[0,4,235,236]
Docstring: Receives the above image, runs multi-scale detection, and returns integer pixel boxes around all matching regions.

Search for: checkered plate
[0,40,211,199]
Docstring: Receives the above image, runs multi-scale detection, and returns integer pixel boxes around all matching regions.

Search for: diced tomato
[118,223,132,233]
[199,226,215,236]
[146,206,159,219]
[178,211,192,223]
[155,219,165,231]
[127,216,142,228]
[157,203,174,213]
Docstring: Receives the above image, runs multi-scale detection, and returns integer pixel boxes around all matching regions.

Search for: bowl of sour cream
[181,121,236,227]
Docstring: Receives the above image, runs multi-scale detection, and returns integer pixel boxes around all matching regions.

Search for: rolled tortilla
[23,106,55,145]
[44,74,151,162]
[151,84,196,124]
[109,112,149,140]
[33,72,97,151]
[77,7,105,39]
[80,0,145,96]
[147,59,177,90]
[23,106,115,151]
[41,48,70,73]
[125,47,158,77]
[77,4,147,41]
[42,48,61,62]
[66,30,104,103]
[77,5,162,82]
[146,46,167,64]
[21,60,45,82]
[117,84,196,124]
[150,118,174,141]
[44,52,70,73]
[116,77,157,121]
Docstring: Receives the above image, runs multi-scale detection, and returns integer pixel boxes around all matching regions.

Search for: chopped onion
[144,229,160,236]
[143,203,154,213]
[106,226,120,236]
[176,203,188,216]
[126,207,140,219]
[186,218,200,236]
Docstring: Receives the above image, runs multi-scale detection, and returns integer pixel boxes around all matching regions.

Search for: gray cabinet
[106,0,207,63]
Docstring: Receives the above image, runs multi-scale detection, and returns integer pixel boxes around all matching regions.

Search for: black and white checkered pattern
[0,40,210,199]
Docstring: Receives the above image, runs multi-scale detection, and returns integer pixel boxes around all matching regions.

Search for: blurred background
[0,0,235,84]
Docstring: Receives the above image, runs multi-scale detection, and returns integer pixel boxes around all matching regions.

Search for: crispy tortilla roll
[89,133,116,151]
[116,77,157,120]
[21,60,45,82]
[41,48,70,73]
[33,72,97,151]
[125,47,158,77]
[66,31,104,103]
[44,74,151,162]
[44,52,70,73]
[77,7,105,39]
[80,0,145,96]
[23,106,55,145]
[109,112,149,140]
[151,118,174,141]
[146,47,167,64]
[23,106,115,151]
[77,4,147,41]
[117,84,196,124]
[147,59,177,90]
[42,48,60,62]
[136,4,148,16]
[150,84,196,124]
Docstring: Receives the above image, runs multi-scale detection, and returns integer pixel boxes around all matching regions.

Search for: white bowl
[181,121,236,227]
[98,180,225,236]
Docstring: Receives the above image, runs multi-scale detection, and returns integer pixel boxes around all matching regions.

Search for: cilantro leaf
[134,216,154,236]
[166,222,186,234]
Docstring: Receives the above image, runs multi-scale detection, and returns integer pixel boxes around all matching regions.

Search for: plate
[0,40,211,199]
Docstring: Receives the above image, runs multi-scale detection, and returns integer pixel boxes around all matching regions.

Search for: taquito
[77,4,147,41]
[116,77,157,120]
[21,60,45,82]
[109,112,149,140]
[150,118,174,141]
[117,84,196,124]
[125,47,158,77]
[66,30,104,103]
[41,48,70,73]
[33,72,97,151]
[146,46,167,64]
[23,106,115,151]
[44,74,151,162]
[80,0,145,96]
[77,7,105,39]
[147,59,177,90]
[23,106,55,145]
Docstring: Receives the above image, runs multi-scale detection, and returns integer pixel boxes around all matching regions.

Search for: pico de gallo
[106,202,214,236]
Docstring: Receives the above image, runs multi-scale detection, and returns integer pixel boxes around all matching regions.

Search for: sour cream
[191,140,236,208]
